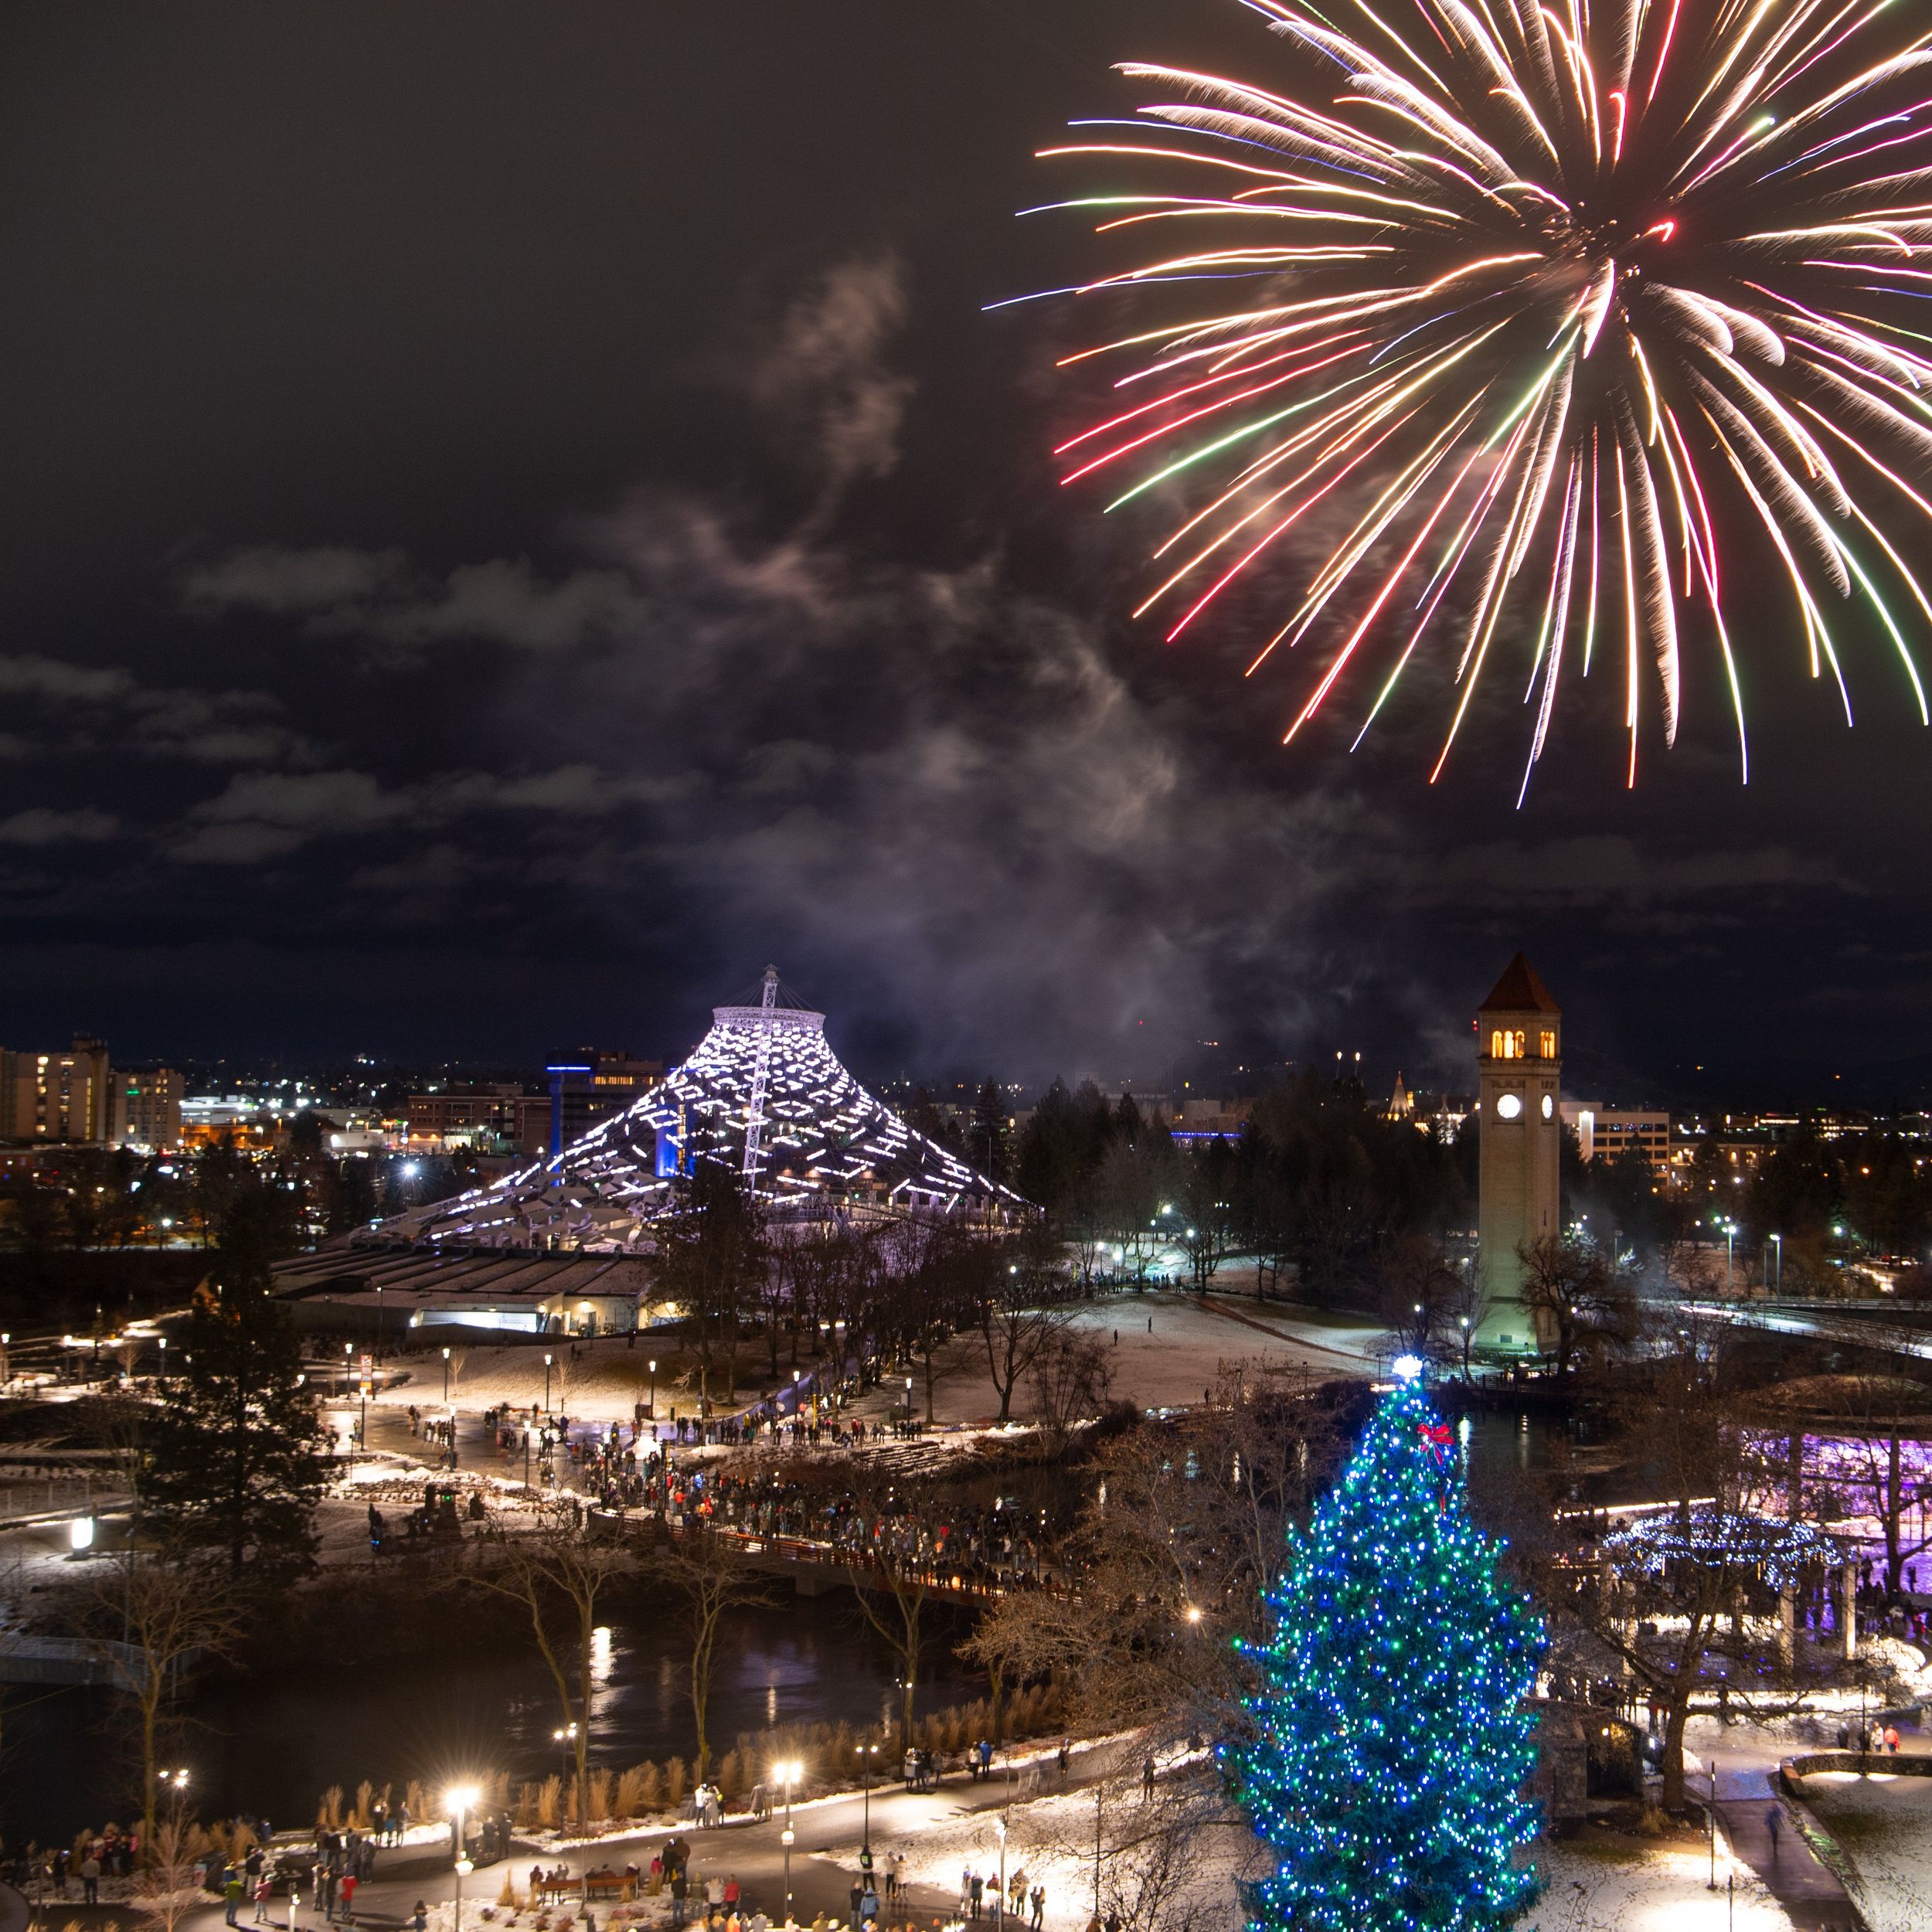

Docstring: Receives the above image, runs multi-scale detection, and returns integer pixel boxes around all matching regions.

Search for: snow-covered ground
[357,1293,1383,1434]
[1521,1835,1793,1932]
[815,1770,1793,1932]
[1792,1769,1932,1932]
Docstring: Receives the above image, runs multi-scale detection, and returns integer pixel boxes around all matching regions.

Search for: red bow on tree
[1419,1423,1452,1447]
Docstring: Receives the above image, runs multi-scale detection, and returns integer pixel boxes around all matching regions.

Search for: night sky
[3,2,1928,1106]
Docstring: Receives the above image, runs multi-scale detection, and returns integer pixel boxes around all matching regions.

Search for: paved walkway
[1709,1758,1859,1932]
[114,1760,1101,1932]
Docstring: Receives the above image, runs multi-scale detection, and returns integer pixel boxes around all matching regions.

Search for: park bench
[583,1875,636,1903]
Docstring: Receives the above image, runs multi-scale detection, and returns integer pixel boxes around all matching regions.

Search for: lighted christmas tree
[1228,1361,1544,1932]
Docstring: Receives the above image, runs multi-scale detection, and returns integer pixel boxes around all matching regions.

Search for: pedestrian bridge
[0,1632,149,1687]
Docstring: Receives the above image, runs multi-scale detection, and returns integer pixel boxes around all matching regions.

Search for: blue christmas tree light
[1227,1359,1545,1932]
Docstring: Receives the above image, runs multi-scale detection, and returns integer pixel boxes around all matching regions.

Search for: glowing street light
[443,1345,452,1403]
[774,1758,803,1922]
[544,1352,554,1413]
[447,1784,481,1932]
[855,1740,879,1853]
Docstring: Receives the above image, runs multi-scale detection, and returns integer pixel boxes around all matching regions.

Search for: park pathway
[1713,1760,1859,1932]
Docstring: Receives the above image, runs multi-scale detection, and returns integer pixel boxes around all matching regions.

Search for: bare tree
[647,1522,773,1780]
[468,1502,628,1832]
[1446,1257,1494,1380]
[73,1555,241,1856]
[1176,1142,1241,1293]
[1029,1328,1114,1450]
[134,1812,207,1932]
[1526,1324,1832,1811]
[894,1218,983,1422]
[978,1227,1077,1423]
[965,1366,1347,1747]
[1375,1236,1462,1360]
[1519,1233,1638,1377]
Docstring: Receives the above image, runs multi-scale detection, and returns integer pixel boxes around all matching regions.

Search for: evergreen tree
[1229,1365,1543,1932]
[138,1186,325,1583]
[971,1078,1010,1183]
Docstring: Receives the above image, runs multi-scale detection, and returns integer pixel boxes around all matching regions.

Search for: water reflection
[4,1596,977,1845]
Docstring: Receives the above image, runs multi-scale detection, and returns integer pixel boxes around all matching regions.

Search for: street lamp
[447,1785,480,1932]
[443,1345,451,1403]
[1770,1232,1784,1294]
[648,1358,658,1420]
[375,1284,384,1361]
[856,1740,879,1853]
[774,1758,802,1923]
[995,1815,1008,1932]
[544,1352,554,1413]
[554,1722,579,1784]
[1708,1757,1719,1889]
[343,1340,353,1392]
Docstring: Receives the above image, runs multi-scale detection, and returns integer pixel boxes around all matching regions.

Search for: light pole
[375,1284,384,1361]
[856,1740,879,1854]
[545,1352,554,1413]
[1709,1757,1718,1889]
[554,1722,579,1785]
[1094,1778,1104,1920]
[1770,1232,1783,1294]
[648,1358,658,1420]
[343,1340,353,1393]
[447,1785,479,1932]
[443,1346,451,1403]
[995,1816,1008,1932]
[776,1758,801,1924]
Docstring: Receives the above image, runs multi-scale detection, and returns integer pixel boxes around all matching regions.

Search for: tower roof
[1479,951,1560,1015]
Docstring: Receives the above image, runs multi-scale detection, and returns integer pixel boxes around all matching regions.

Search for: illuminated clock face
[1495,1093,1522,1121]
[1541,1094,1555,1120]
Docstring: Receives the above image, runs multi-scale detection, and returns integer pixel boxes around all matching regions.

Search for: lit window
[1539,1029,1556,1058]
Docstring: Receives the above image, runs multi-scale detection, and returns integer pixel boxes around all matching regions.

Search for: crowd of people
[649,1468,1063,1595]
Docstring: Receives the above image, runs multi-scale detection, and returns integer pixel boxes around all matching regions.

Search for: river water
[2,1595,983,1847]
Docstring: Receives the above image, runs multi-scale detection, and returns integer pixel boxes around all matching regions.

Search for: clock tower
[1475,953,1562,1352]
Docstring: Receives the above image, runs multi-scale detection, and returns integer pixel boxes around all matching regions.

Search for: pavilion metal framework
[369,973,1019,1253]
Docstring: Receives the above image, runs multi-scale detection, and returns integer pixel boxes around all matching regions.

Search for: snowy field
[362,1292,1384,1433]
[1793,1769,1932,1932]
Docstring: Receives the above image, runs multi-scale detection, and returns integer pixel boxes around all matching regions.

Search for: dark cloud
[0,2,1927,1098]
[0,807,117,847]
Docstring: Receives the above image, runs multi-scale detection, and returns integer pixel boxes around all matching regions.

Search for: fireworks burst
[1015,0,1932,794]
